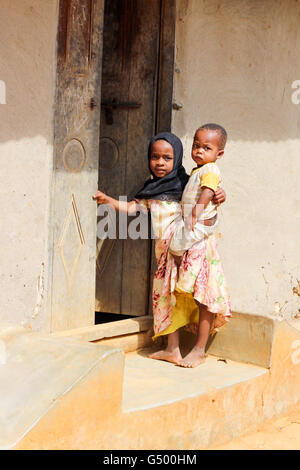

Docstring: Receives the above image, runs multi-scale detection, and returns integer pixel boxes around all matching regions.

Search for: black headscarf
[134,132,189,201]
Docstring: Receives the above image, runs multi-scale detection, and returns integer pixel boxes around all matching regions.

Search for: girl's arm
[213,186,226,205]
[92,190,138,215]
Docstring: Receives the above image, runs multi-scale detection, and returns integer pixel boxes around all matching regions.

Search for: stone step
[0,326,123,450]
[1,316,300,449]
[122,349,267,413]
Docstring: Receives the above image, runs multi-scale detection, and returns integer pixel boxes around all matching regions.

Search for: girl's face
[149,140,174,178]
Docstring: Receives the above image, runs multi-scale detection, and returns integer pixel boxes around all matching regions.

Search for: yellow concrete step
[122,350,267,413]
[2,315,300,450]
[0,326,123,450]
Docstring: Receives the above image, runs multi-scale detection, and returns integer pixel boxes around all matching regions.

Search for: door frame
[49,0,176,338]
[148,0,176,316]
[155,0,176,134]
[48,0,105,333]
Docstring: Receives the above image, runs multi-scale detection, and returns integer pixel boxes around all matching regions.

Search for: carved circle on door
[62,138,86,172]
[99,137,119,169]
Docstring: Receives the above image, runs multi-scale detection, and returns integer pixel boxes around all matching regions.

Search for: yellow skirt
[153,289,199,339]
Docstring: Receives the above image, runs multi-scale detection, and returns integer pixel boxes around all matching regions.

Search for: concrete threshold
[52,315,153,342]
[122,349,268,413]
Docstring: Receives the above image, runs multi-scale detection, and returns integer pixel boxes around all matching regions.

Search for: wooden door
[50,0,104,332]
[95,0,162,316]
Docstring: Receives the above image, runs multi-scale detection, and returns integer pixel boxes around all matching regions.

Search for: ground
[210,404,300,450]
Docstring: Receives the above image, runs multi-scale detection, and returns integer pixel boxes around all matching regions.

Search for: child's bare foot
[177,346,206,368]
[148,349,182,365]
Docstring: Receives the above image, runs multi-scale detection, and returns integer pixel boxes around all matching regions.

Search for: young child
[169,123,226,258]
[93,132,228,367]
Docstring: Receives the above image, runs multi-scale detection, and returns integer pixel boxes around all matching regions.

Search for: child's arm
[92,190,138,215]
[187,187,215,231]
[187,163,222,229]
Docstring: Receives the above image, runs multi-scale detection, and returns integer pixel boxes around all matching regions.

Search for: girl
[93,132,228,367]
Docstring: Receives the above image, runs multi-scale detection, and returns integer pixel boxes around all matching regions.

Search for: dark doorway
[95,0,175,324]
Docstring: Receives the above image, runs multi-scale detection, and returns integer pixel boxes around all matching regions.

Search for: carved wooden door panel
[95,0,161,316]
[50,0,104,332]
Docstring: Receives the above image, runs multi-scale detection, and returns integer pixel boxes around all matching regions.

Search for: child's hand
[92,190,109,205]
[213,187,226,206]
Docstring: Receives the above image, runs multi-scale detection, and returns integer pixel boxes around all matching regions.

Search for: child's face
[191,129,224,166]
[149,140,174,178]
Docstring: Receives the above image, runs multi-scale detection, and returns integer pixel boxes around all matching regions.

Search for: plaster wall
[173,0,300,319]
[0,1,59,330]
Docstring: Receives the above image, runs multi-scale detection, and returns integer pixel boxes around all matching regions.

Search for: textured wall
[0,1,59,330]
[173,0,300,319]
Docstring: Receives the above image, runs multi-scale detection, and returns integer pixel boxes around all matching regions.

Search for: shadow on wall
[1,0,300,144]
[174,0,300,143]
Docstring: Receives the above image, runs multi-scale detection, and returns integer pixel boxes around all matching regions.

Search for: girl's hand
[92,190,109,205]
[213,187,226,206]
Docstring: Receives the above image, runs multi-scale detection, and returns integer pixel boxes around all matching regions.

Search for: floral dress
[138,199,231,338]
[174,233,231,334]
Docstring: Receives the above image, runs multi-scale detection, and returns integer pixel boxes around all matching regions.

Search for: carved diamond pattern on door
[58,195,85,295]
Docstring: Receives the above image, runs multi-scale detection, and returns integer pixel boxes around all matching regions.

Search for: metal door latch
[101,99,141,125]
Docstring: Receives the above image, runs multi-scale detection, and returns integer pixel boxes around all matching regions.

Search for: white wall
[173,0,300,320]
[0,0,59,330]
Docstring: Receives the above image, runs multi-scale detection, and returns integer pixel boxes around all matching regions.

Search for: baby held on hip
[169,124,226,258]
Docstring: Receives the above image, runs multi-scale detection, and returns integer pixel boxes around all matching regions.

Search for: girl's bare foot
[148,349,182,365]
[177,346,206,368]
